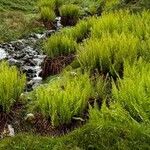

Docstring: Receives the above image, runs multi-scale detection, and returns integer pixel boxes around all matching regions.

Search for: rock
[25,67,36,74]
[26,80,34,91]
[11,41,26,51]
[72,117,85,122]
[32,76,42,83]
[8,125,15,137]
[25,113,35,121]
[13,53,26,59]
[8,58,19,66]
[45,30,55,37]
[2,124,15,138]
[34,33,45,39]
[0,48,7,60]
[70,71,77,76]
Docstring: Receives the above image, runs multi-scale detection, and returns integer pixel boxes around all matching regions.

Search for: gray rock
[0,48,7,60]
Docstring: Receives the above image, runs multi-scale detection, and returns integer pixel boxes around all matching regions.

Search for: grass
[0,11,44,43]
[38,0,56,9]
[0,61,26,112]
[0,0,44,43]
[0,0,37,12]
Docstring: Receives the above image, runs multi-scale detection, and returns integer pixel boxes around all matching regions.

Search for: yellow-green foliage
[59,18,94,42]
[38,0,57,21]
[89,102,134,126]
[44,34,77,57]
[31,72,93,126]
[112,59,150,123]
[59,4,81,18]
[94,75,109,100]
[87,102,150,149]
[74,10,150,74]
[40,6,56,21]
[0,61,26,112]
[92,10,150,40]
[77,33,139,74]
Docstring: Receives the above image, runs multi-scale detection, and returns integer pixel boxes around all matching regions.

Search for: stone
[7,125,15,137]
[25,113,35,121]
[32,76,42,83]
[0,48,7,60]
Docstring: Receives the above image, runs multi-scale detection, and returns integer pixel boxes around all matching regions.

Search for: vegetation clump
[59,4,81,26]
[0,61,26,112]
[77,33,139,76]
[31,72,93,127]
[40,6,56,29]
[59,18,93,42]
[112,59,150,123]
[44,34,77,58]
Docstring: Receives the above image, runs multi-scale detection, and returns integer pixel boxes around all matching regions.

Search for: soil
[40,54,75,79]
[61,16,78,26]
[0,102,26,135]
[43,20,57,30]
[0,102,87,137]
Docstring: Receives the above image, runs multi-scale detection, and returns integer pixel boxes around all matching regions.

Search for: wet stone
[0,48,7,60]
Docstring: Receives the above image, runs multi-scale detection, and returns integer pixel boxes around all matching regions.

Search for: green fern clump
[59,18,94,42]
[91,10,129,38]
[89,102,134,127]
[38,0,63,16]
[91,10,150,40]
[40,6,56,21]
[44,34,77,58]
[31,72,93,127]
[87,102,150,149]
[0,61,26,112]
[71,18,93,42]
[139,38,150,61]
[112,59,150,123]
[92,75,109,101]
[59,4,81,26]
[38,0,56,23]
[77,33,139,75]
[59,4,81,18]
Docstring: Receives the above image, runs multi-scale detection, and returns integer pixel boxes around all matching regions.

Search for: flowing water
[0,17,62,91]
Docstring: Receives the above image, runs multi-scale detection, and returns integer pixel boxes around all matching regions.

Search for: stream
[0,17,62,92]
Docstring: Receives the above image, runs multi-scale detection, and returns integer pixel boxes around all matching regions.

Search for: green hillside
[0,0,150,150]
